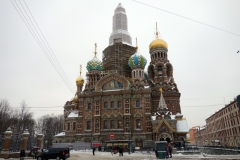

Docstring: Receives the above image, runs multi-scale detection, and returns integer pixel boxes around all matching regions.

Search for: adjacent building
[195,96,240,147]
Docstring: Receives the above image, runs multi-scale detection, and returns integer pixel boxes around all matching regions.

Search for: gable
[153,118,175,133]
[95,73,130,91]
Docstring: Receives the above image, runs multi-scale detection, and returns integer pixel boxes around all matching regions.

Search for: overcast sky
[1,0,240,128]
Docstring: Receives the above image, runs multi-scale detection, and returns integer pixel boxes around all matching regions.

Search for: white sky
[1,0,240,128]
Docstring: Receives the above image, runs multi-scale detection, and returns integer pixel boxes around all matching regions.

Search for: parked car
[37,148,70,160]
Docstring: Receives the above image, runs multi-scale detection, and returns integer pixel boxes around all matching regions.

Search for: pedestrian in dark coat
[92,147,96,155]
[119,147,123,156]
[20,150,25,160]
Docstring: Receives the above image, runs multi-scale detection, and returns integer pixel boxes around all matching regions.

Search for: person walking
[20,150,25,160]
[119,147,123,156]
[168,143,172,158]
[92,147,96,156]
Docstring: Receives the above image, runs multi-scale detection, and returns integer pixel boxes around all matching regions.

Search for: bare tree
[37,114,63,148]
[0,99,13,134]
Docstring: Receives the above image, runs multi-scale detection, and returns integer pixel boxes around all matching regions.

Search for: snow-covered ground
[1,150,239,160]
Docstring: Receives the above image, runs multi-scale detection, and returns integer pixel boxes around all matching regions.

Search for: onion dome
[128,38,147,68]
[73,95,78,103]
[76,65,84,85]
[86,43,103,71]
[149,23,168,50]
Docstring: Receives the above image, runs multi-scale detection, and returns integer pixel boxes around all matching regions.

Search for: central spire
[109,3,132,46]
[158,88,167,109]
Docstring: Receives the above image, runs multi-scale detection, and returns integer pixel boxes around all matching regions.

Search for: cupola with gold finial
[76,64,84,85]
[149,22,168,50]
[86,43,103,71]
[73,94,78,103]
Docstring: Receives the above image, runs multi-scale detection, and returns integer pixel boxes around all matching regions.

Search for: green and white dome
[86,43,103,71]
[128,51,147,68]
[86,56,103,71]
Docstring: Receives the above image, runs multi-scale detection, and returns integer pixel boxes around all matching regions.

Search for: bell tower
[148,23,181,114]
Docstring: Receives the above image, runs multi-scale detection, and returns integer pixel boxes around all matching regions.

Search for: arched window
[136,100,140,107]
[67,122,70,131]
[87,121,91,130]
[104,120,108,129]
[118,120,122,129]
[158,52,160,58]
[117,101,121,108]
[158,66,162,74]
[136,119,141,129]
[133,71,135,78]
[104,102,108,108]
[111,101,114,108]
[87,103,91,110]
[110,120,115,129]
[139,70,141,77]
[73,122,76,131]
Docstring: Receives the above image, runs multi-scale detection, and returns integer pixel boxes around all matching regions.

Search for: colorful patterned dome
[128,51,147,68]
[86,43,103,71]
[86,56,103,71]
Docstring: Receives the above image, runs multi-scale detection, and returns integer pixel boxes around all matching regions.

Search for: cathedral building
[54,3,188,148]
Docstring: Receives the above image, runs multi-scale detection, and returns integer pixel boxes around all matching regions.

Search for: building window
[73,122,76,131]
[118,101,121,108]
[87,121,91,130]
[110,120,114,129]
[136,119,141,129]
[111,101,114,108]
[67,122,70,131]
[158,66,162,74]
[104,120,108,129]
[87,103,91,110]
[104,102,108,108]
[136,100,140,107]
[118,120,122,129]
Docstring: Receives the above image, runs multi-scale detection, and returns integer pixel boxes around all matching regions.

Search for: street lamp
[45,140,48,149]
[128,127,131,155]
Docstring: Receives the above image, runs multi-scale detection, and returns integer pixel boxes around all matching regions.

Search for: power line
[132,0,240,37]
[22,0,75,93]
[10,0,75,93]
[181,104,224,107]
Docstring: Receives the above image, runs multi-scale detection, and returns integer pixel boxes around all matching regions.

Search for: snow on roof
[68,110,78,118]
[55,132,65,137]
[176,119,189,132]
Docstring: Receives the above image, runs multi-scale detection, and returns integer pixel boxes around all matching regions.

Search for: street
[66,151,240,160]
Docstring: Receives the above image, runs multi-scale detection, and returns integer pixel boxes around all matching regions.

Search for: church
[54,3,189,148]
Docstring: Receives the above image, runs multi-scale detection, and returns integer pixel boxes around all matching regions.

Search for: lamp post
[45,140,48,149]
[128,127,131,155]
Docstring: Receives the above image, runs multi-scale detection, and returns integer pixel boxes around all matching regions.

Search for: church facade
[54,3,189,147]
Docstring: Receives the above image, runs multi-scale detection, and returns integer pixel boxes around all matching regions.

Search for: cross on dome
[94,43,97,57]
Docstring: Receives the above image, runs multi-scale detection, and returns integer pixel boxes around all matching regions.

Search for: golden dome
[73,95,78,103]
[149,38,168,50]
[76,76,84,85]
[149,22,168,50]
